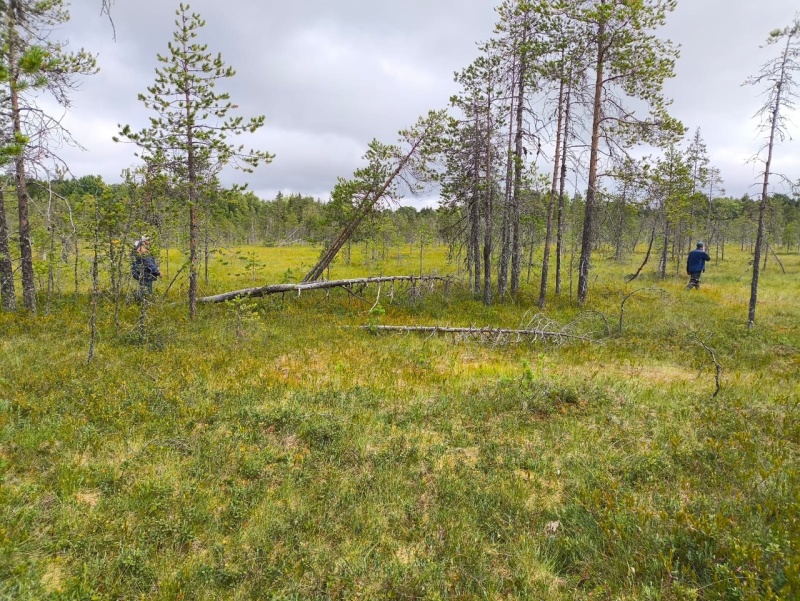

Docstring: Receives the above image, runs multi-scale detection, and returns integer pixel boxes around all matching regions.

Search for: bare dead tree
[627,214,661,282]
[87,192,100,364]
[360,311,606,346]
[744,16,800,329]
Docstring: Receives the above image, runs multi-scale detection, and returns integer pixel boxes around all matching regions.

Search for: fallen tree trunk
[198,275,452,304]
[360,325,593,342]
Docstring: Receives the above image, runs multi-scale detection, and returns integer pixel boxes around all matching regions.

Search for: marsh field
[1,244,798,600]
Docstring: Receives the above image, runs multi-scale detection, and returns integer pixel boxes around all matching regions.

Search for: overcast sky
[42,0,800,204]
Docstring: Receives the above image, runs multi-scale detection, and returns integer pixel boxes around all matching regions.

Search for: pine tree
[565,0,684,304]
[2,0,96,312]
[117,3,273,318]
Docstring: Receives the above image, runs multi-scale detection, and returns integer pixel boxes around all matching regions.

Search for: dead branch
[626,216,660,282]
[163,261,190,297]
[770,247,787,274]
[198,275,453,304]
[695,337,722,399]
[367,283,382,313]
[619,287,667,333]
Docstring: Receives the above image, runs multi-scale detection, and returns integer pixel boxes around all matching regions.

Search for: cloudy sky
[42,0,800,203]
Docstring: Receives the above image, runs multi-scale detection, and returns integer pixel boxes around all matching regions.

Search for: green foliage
[116,4,273,180]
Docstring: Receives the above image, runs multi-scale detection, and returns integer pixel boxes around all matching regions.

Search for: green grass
[0,243,798,599]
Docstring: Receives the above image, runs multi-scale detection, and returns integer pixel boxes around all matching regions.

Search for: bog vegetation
[1,243,799,600]
[1,0,799,600]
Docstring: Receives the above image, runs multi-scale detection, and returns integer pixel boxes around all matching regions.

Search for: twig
[163,261,190,297]
[695,337,722,399]
[770,248,787,274]
[619,287,667,333]
[367,283,382,313]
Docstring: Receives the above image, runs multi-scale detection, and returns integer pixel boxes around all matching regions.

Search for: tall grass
[0,244,797,599]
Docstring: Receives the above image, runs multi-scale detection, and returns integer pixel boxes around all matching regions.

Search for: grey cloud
[41,0,800,200]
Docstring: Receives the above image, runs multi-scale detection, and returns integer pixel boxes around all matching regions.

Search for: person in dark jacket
[131,236,161,297]
[686,241,711,290]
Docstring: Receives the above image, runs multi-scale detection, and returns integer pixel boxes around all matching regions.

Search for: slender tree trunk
[189,202,197,317]
[0,185,16,310]
[614,180,629,262]
[555,89,571,296]
[483,133,493,306]
[748,35,792,328]
[46,215,56,316]
[659,218,669,279]
[539,68,565,309]
[470,192,481,295]
[88,195,100,364]
[578,18,606,304]
[10,49,36,311]
[510,30,529,295]
[186,106,198,317]
[204,216,210,286]
[73,236,80,301]
[628,216,659,282]
[498,57,516,297]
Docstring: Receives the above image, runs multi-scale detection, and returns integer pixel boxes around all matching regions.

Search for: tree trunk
[659,219,669,279]
[9,42,36,311]
[748,32,792,328]
[0,185,15,310]
[470,191,481,295]
[578,17,606,304]
[483,105,494,306]
[498,58,515,298]
[539,67,565,309]
[483,149,494,306]
[510,29,529,295]
[555,89,571,296]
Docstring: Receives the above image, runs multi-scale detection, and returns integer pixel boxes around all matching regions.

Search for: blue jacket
[132,253,161,283]
[686,249,710,274]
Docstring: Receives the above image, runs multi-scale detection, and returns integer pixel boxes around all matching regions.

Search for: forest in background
[1,1,799,322]
[0,174,798,311]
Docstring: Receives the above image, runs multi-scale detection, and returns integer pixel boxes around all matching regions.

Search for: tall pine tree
[117,3,273,318]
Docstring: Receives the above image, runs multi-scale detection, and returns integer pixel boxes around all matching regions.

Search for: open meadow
[1,244,798,600]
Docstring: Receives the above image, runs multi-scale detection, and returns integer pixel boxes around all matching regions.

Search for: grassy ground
[0,243,798,600]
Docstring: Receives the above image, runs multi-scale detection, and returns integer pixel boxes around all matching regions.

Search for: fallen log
[198,275,452,304]
[359,325,593,342]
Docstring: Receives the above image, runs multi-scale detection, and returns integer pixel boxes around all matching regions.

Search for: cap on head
[134,235,150,250]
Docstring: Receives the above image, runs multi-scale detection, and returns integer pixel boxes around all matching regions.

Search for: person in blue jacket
[686,241,711,290]
[131,236,161,298]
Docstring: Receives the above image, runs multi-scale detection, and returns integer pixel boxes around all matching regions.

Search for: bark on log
[198,275,452,304]
[359,324,592,341]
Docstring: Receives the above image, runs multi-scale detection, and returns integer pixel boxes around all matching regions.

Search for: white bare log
[198,275,452,304]
[359,325,593,342]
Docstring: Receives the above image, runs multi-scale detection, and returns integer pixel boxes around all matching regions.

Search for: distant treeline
[1,174,797,281]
